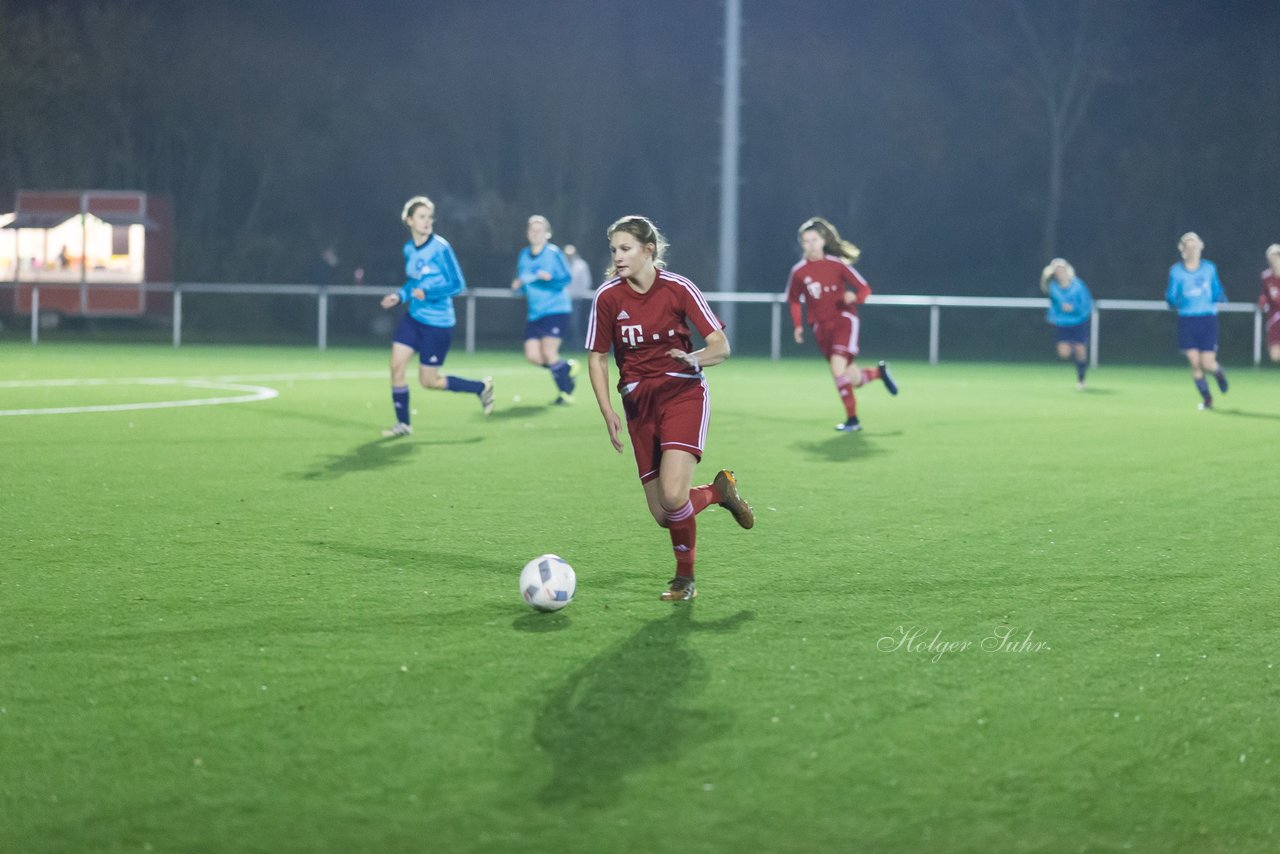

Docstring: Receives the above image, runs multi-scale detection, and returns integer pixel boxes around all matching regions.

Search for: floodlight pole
[80,193,89,314]
[716,0,742,336]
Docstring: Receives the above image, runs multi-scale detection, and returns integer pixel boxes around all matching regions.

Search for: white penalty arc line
[0,378,279,416]
[202,370,388,383]
[0,365,512,417]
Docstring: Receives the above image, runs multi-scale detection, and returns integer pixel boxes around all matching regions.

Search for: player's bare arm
[668,329,731,372]
[587,351,624,453]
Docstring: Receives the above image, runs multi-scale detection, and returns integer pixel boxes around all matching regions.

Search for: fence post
[928,302,940,364]
[172,286,182,347]
[30,285,39,345]
[1255,309,1263,366]
[770,300,781,361]
[317,287,328,352]
[465,293,477,353]
[1090,306,1100,369]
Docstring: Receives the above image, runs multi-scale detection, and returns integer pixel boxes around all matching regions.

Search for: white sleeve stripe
[585,289,599,348]
[698,375,710,447]
[843,313,861,353]
[585,279,621,350]
[667,273,722,329]
[784,264,802,295]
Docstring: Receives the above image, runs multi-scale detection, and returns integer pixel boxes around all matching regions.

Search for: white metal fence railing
[1,281,1268,365]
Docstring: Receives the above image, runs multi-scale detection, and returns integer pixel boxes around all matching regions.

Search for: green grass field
[3,343,1278,853]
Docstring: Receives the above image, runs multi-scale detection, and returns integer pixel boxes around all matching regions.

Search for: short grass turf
[2,343,1279,853]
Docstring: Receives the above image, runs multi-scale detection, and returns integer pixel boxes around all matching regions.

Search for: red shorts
[813,312,860,360]
[621,375,709,483]
[1267,312,1280,348]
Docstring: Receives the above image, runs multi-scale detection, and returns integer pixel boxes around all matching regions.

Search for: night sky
[2,0,1278,298]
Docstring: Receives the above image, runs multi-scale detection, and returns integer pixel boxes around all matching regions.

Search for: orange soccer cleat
[712,469,755,530]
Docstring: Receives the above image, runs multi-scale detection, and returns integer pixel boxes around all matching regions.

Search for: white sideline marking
[0,378,279,416]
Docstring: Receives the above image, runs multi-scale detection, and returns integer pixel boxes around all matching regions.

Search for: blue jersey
[514,243,572,321]
[397,234,466,328]
[1046,276,1093,326]
[1166,260,1225,316]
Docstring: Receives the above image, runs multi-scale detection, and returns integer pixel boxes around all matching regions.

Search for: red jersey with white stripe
[1260,269,1280,314]
[786,256,872,328]
[586,270,724,386]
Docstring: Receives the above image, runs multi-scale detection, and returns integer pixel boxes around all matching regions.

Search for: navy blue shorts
[1177,314,1218,352]
[524,313,571,341]
[1053,322,1090,346]
[393,315,453,367]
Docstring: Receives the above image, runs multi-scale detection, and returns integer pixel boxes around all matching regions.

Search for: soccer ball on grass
[519,554,576,611]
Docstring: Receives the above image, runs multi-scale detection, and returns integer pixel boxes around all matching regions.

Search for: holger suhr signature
[877,626,1051,663]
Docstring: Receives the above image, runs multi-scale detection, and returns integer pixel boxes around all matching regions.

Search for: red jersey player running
[586,215,754,602]
[1259,243,1280,364]
[786,217,898,431]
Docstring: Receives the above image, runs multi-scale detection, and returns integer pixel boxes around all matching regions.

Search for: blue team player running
[510,215,578,404]
[1040,257,1094,389]
[379,195,494,437]
[1165,231,1228,410]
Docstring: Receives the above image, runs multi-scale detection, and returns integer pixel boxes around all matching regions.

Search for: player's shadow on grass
[250,405,376,432]
[1211,407,1280,422]
[794,431,901,462]
[297,436,481,480]
[486,404,553,421]
[531,605,754,808]
[298,438,416,480]
[512,610,572,632]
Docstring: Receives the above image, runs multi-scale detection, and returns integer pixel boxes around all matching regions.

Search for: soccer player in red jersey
[1259,243,1280,363]
[585,215,754,601]
[786,217,898,432]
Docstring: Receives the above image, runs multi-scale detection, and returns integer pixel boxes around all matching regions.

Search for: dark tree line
[2,0,1278,302]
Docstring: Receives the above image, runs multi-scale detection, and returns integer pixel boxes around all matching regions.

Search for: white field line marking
[203,371,387,382]
[0,364,523,416]
[203,368,522,383]
[0,378,279,416]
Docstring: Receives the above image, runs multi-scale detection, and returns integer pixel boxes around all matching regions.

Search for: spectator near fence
[563,243,594,347]
[1258,243,1280,364]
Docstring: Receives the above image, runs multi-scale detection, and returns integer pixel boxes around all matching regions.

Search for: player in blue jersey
[1165,231,1228,410]
[510,215,578,404]
[1040,257,1094,389]
[378,195,494,437]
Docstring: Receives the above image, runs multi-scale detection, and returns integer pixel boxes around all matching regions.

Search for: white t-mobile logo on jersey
[620,324,644,346]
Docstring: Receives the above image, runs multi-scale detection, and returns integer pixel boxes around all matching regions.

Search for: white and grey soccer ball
[520,554,576,611]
